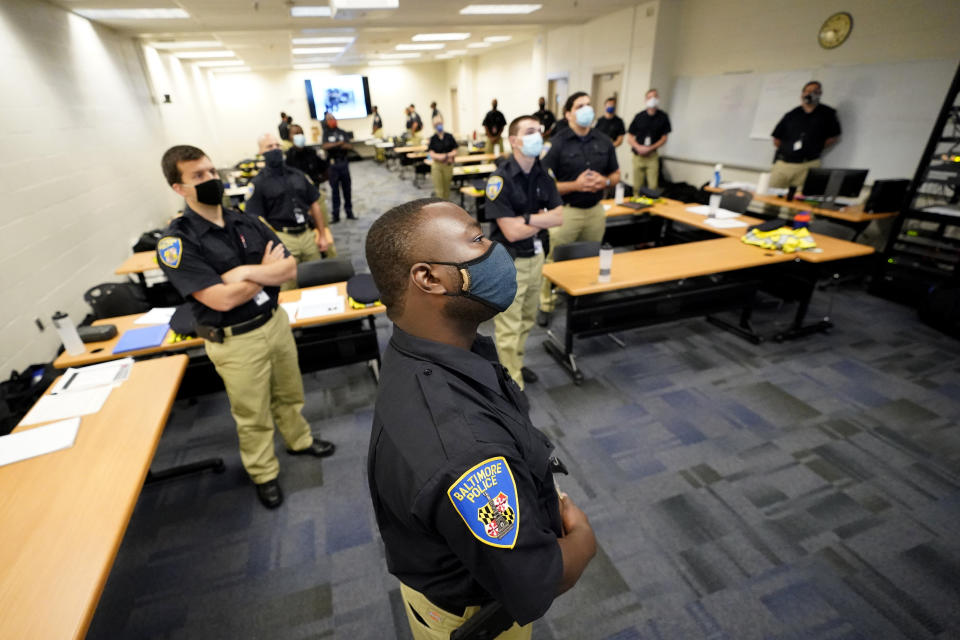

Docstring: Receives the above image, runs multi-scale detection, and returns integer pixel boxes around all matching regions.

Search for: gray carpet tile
[87,158,960,640]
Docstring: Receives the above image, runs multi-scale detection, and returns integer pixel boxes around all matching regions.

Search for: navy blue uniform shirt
[156,205,289,328]
[627,109,672,154]
[367,327,564,625]
[245,164,320,229]
[485,156,562,258]
[541,126,618,209]
[428,132,459,154]
[772,104,841,163]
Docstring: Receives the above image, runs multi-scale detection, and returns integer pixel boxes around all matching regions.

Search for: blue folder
[112,324,169,354]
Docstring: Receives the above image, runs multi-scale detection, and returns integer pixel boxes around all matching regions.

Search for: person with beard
[321,112,356,222]
[156,144,335,509]
[246,133,331,289]
[365,198,596,640]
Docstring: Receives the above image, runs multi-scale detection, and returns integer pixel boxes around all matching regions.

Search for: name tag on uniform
[793,139,803,151]
[254,291,269,306]
[294,210,306,224]
[533,237,544,255]
[644,136,651,146]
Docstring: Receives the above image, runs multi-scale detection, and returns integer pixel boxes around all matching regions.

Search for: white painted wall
[0,0,176,375]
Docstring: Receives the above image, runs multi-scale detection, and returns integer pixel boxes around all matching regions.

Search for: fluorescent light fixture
[446,49,467,55]
[459,4,541,15]
[292,37,355,44]
[436,54,455,60]
[484,35,512,43]
[149,41,221,49]
[294,63,332,69]
[412,33,470,41]
[292,47,345,55]
[173,50,236,59]
[379,52,421,59]
[195,60,246,67]
[331,0,398,8]
[290,6,332,17]
[396,43,444,51]
[74,8,189,19]
[212,66,252,73]
[368,60,401,66]
[467,42,491,48]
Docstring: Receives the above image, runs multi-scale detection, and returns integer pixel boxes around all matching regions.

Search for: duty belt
[280,224,309,233]
[197,307,276,343]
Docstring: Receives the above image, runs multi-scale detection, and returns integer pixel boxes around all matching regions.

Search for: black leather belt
[280,224,309,233]
[225,307,276,337]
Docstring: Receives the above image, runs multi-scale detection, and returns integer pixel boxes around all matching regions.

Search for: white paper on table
[0,417,81,467]
[50,358,133,395]
[135,307,177,325]
[704,218,749,229]
[298,296,345,319]
[19,386,113,426]
[686,205,742,219]
[299,286,339,305]
[602,204,612,211]
[280,302,299,324]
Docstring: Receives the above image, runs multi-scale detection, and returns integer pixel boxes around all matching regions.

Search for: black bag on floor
[132,229,164,253]
[661,181,709,204]
[0,363,58,436]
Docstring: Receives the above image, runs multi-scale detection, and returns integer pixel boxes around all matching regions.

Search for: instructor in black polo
[770,81,841,189]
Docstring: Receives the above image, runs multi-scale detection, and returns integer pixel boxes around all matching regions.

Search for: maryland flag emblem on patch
[157,236,182,269]
[448,456,519,548]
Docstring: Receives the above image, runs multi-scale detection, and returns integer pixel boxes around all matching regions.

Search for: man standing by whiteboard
[770,81,841,189]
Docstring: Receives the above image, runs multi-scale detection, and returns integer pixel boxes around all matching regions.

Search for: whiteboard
[665,59,957,180]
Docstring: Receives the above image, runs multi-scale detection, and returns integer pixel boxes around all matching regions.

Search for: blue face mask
[293,133,306,147]
[436,124,444,133]
[520,131,543,157]
[575,105,595,127]
[431,242,517,312]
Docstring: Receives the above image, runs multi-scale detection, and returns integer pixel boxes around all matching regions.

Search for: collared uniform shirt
[285,146,325,186]
[594,115,625,142]
[486,156,563,258]
[156,206,289,328]
[407,112,423,131]
[245,164,320,229]
[482,109,507,137]
[367,327,564,625]
[627,109,672,154]
[324,127,351,162]
[428,132,459,155]
[541,126,619,209]
[534,108,556,135]
[772,104,841,163]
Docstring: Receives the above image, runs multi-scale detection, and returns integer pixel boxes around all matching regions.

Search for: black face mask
[263,148,284,168]
[193,178,224,206]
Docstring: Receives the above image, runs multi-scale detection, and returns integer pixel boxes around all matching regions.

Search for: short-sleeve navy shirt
[772,104,841,163]
[486,156,563,258]
[367,327,564,625]
[541,126,619,209]
[627,109,672,154]
[428,132,459,154]
[245,164,320,229]
[156,206,288,328]
[594,115,625,141]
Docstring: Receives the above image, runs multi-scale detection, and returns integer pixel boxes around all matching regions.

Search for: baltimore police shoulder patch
[447,456,519,549]
[157,236,182,269]
[486,175,504,201]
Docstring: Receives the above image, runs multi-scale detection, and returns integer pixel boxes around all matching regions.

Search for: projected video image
[305,75,372,120]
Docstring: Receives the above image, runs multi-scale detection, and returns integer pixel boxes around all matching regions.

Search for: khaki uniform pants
[632,150,660,189]
[204,308,314,484]
[487,135,504,155]
[494,252,544,389]
[539,202,606,312]
[274,229,322,291]
[431,162,454,200]
[408,128,422,145]
[399,583,531,640]
[769,158,821,189]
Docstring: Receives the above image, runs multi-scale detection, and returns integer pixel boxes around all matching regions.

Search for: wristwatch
[523,212,532,225]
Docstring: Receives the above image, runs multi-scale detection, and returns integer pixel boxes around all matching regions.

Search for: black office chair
[84,282,151,320]
[297,258,355,288]
[553,241,601,263]
[719,188,753,214]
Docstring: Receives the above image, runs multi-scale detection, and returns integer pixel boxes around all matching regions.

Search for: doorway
[547,76,568,119]
[591,70,622,107]
[449,87,460,136]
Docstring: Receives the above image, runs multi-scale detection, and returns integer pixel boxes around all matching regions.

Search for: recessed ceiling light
[396,43,444,51]
[292,47,345,55]
[290,6,333,17]
[294,63,332,69]
[379,52,421,59]
[331,0,398,8]
[466,42,491,48]
[459,4,541,15]
[412,33,470,42]
[292,37,355,44]
[484,36,512,43]
[194,60,246,67]
[212,66,252,73]
[74,8,189,19]
[173,50,236,59]
[149,41,221,49]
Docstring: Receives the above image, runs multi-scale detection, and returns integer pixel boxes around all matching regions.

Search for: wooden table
[0,355,188,640]
[424,153,499,165]
[704,185,898,224]
[453,163,496,177]
[394,145,427,154]
[54,281,385,369]
[115,251,158,276]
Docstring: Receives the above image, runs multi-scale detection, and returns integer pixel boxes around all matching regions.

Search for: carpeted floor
[87,157,960,640]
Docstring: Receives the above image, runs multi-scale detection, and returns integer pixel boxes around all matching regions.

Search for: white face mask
[646,97,659,109]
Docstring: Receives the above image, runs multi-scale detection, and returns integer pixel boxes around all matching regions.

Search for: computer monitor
[802,168,869,210]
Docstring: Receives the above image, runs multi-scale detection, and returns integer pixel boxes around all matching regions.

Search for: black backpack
[0,363,59,436]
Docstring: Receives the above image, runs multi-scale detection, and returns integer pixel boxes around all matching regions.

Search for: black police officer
[321,112,356,223]
[365,198,596,639]
[157,145,334,509]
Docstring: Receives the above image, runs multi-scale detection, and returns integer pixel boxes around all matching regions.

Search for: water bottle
[712,163,723,188]
[756,172,770,195]
[598,243,614,283]
[52,311,85,355]
[614,182,625,204]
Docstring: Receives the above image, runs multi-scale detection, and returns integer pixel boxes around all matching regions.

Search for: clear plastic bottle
[712,163,723,188]
[52,311,85,355]
[614,182,625,204]
[598,243,614,283]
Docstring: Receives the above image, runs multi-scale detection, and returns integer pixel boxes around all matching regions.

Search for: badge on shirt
[294,208,306,224]
[157,236,182,269]
[644,136,652,146]
[486,176,503,201]
[253,290,269,306]
[447,456,519,549]
[793,139,803,151]
[533,237,544,255]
